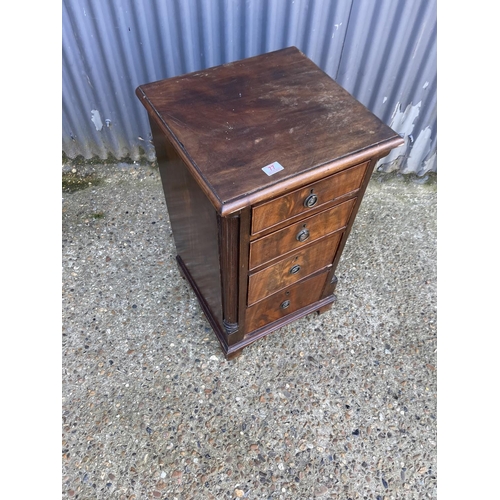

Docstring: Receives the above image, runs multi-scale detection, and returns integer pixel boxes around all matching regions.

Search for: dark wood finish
[244,270,328,333]
[251,161,368,234]
[234,206,251,347]
[250,191,357,241]
[136,47,404,359]
[249,198,355,270]
[218,214,240,335]
[136,46,404,215]
[150,118,223,328]
[228,294,337,357]
[247,189,358,242]
[247,231,342,305]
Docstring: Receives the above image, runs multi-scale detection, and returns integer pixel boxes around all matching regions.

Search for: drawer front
[247,230,342,305]
[249,197,355,270]
[245,271,328,333]
[251,162,368,234]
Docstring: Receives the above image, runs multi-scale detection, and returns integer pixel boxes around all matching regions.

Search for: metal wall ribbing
[62,0,437,175]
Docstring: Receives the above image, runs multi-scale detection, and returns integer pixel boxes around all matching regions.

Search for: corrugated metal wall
[62,0,436,176]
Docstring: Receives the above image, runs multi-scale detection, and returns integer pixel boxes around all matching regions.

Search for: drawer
[245,270,328,333]
[249,197,355,270]
[251,162,368,234]
[247,230,342,305]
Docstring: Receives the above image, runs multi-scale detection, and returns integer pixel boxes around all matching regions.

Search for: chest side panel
[151,119,223,328]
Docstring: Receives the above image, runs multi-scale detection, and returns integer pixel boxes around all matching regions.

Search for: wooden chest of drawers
[136,47,403,360]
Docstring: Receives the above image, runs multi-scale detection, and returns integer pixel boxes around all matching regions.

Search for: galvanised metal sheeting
[62,0,437,175]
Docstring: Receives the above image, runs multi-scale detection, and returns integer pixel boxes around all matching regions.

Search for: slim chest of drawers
[136,47,403,360]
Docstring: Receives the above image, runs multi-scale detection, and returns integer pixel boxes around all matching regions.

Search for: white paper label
[262,161,284,176]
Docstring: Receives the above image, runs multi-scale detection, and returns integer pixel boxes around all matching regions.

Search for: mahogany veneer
[136,47,403,360]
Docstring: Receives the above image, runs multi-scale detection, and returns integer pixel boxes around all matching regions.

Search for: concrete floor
[62,163,437,499]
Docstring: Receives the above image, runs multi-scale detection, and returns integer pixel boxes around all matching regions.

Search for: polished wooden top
[137,47,403,214]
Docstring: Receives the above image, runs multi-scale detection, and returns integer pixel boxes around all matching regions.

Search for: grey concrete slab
[62,164,436,499]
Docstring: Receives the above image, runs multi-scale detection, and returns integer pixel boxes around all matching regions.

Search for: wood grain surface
[137,47,403,212]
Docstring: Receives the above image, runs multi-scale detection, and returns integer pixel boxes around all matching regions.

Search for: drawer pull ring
[296,228,310,242]
[289,264,301,274]
[280,300,291,309]
[304,193,318,208]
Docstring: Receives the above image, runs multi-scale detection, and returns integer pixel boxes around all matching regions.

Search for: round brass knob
[304,193,318,208]
[296,228,310,242]
[280,300,291,309]
[289,264,301,274]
